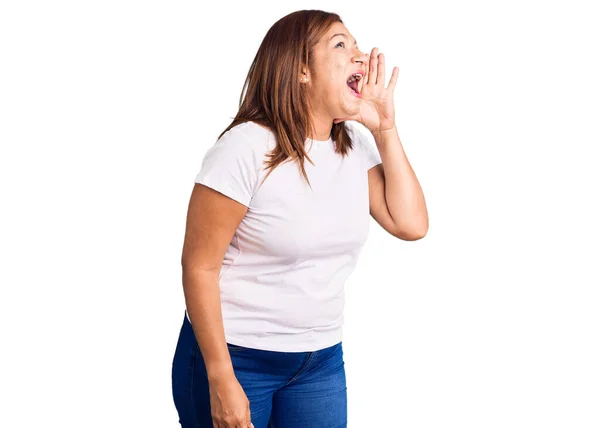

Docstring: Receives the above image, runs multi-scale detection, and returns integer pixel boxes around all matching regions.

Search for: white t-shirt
[187,120,382,352]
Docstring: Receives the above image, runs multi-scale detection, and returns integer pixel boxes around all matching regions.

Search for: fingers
[365,47,398,90]
[248,406,253,427]
[377,52,385,85]
[366,47,384,86]
[367,47,378,85]
[389,66,399,91]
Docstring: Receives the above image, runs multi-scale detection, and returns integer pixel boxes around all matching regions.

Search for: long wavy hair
[217,9,356,190]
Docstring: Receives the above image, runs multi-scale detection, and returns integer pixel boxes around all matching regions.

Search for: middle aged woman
[172,9,428,428]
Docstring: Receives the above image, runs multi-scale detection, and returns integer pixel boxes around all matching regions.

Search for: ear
[299,68,310,83]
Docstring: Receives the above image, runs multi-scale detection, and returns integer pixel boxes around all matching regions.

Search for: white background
[1,0,599,427]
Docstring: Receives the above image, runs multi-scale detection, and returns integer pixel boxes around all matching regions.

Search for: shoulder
[208,121,272,160]
[220,121,272,146]
[195,121,272,207]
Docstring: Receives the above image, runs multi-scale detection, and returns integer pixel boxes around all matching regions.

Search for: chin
[333,91,360,118]
[343,104,360,116]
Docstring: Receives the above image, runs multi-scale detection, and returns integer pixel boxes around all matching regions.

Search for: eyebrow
[329,33,357,46]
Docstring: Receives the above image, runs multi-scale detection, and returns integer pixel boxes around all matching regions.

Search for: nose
[352,50,369,66]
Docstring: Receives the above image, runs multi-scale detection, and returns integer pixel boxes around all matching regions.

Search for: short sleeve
[347,122,382,171]
[362,135,382,170]
[194,127,260,207]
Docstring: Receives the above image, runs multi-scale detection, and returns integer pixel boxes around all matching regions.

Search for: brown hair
[217,9,356,190]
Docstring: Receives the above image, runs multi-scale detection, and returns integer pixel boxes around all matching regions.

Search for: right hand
[209,374,254,428]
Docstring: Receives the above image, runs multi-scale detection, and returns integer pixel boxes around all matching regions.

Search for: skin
[301,21,399,140]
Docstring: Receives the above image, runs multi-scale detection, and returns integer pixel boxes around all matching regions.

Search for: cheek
[323,59,344,85]
[326,70,346,95]
[312,61,348,101]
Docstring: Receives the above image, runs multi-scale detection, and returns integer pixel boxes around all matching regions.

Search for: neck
[307,110,334,141]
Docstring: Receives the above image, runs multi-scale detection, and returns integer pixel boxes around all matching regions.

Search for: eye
[335,41,345,48]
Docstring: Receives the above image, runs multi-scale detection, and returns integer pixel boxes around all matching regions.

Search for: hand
[209,374,254,428]
[334,47,399,134]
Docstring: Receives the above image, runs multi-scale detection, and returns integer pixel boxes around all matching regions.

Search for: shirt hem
[224,329,343,353]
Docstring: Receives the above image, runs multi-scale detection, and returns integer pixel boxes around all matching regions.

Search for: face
[303,22,369,121]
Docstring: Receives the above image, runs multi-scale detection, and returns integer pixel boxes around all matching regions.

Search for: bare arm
[370,127,428,240]
[181,182,249,382]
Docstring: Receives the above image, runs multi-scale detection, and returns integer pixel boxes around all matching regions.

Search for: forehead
[321,22,355,44]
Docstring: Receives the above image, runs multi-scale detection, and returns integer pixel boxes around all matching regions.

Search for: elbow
[395,222,428,241]
[410,228,428,240]
[398,230,427,241]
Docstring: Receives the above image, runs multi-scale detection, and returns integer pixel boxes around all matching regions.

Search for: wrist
[372,125,397,141]
[206,361,235,383]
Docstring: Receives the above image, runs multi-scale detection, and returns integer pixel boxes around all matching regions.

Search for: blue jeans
[171,311,347,427]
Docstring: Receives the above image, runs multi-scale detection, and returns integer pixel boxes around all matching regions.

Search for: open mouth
[346,72,363,97]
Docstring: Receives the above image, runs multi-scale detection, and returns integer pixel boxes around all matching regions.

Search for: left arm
[368,126,428,240]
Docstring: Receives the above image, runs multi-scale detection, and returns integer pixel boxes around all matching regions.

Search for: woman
[172,9,428,428]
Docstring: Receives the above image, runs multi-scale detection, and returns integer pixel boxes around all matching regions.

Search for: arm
[181,182,248,381]
[369,126,428,240]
